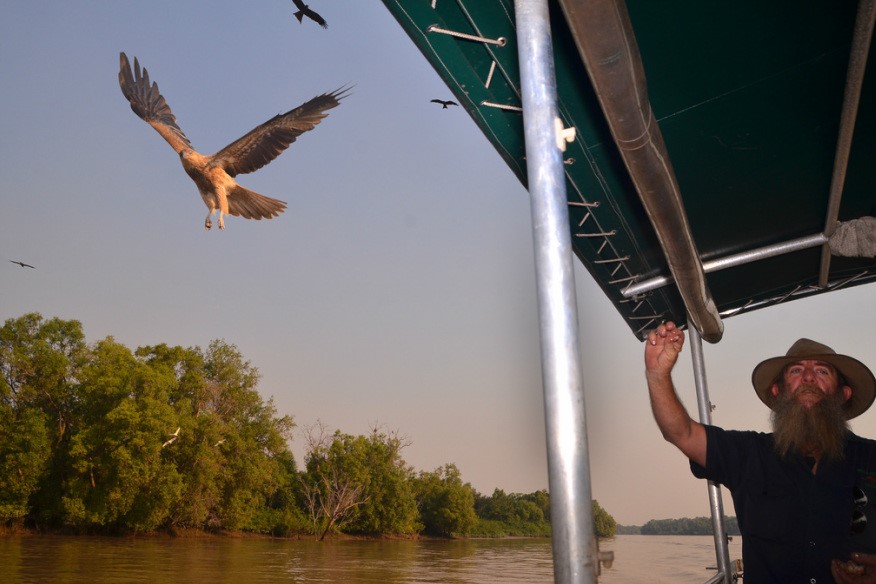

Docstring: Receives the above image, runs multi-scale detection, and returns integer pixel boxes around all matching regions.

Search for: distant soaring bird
[431,99,459,109]
[118,53,348,230]
[292,0,327,28]
[9,260,36,269]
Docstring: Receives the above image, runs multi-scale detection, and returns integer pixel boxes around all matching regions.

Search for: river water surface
[0,533,741,583]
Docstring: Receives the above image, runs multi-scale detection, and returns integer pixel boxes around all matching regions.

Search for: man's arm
[645,321,707,467]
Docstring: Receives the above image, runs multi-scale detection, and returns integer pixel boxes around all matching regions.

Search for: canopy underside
[382,0,876,339]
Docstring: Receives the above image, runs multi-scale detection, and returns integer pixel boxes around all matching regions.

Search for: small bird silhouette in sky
[9,260,36,269]
[292,0,327,28]
[431,99,459,109]
[118,53,348,230]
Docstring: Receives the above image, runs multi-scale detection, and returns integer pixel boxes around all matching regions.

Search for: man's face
[769,360,853,460]
[770,359,852,408]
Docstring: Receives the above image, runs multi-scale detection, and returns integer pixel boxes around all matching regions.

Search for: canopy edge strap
[558,0,723,343]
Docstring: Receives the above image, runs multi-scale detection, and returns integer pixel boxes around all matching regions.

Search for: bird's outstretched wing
[10,260,35,269]
[304,8,328,28]
[211,86,350,177]
[118,52,193,154]
[292,0,328,28]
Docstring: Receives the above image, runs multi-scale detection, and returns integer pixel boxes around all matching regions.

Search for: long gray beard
[771,387,849,461]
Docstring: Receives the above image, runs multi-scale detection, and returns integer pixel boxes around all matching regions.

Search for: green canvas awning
[381,0,876,340]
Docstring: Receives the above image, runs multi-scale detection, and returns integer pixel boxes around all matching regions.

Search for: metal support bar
[514,0,597,582]
[689,327,733,584]
[623,233,828,298]
[703,573,729,584]
[819,0,876,287]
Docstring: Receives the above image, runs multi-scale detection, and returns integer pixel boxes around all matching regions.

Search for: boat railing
[704,558,745,584]
[702,572,730,584]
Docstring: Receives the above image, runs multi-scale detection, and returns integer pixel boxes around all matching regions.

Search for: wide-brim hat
[751,338,876,419]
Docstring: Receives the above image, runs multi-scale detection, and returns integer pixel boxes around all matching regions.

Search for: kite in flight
[118,52,348,230]
[431,99,459,109]
[292,0,327,28]
[9,260,36,269]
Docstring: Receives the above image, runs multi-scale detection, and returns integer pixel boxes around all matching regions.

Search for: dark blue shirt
[691,425,876,584]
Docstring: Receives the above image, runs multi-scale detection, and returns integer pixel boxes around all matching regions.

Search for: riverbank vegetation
[618,516,740,536]
[0,313,617,539]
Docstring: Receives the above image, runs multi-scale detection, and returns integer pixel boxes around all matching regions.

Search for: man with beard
[645,321,876,583]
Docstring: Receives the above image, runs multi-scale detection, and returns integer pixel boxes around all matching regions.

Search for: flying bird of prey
[162,427,181,448]
[292,0,327,28]
[431,99,459,109]
[118,52,347,230]
[9,260,36,269]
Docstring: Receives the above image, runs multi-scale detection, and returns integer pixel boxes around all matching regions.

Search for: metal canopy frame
[381,0,876,339]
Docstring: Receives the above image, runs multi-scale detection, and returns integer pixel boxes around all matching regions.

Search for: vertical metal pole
[514,1,597,582]
[688,327,733,584]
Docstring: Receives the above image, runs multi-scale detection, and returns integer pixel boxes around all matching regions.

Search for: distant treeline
[617,516,740,536]
[0,313,617,539]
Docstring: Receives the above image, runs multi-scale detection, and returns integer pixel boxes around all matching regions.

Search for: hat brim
[752,353,876,419]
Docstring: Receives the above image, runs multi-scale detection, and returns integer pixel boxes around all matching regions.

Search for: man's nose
[801,367,817,382]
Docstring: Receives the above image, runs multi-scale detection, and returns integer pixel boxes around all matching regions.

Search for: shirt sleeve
[689,424,754,491]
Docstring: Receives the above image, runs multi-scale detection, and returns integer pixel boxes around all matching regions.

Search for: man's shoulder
[703,425,775,453]
[847,431,876,450]
[693,426,774,485]
[705,424,771,441]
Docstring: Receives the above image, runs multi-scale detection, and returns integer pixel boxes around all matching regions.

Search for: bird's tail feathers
[227,185,287,220]
[294,11,305,23]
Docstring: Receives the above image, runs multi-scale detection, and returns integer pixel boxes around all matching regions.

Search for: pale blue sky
[2,1,875,526]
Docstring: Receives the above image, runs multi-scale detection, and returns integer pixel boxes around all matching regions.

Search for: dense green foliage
[0,313,619,539]
[299,426,420,539]
[592,500,616,538]
[471,489,552,537]
[412,464,477,537]
[640,516,740,536]
[0,314,299,533]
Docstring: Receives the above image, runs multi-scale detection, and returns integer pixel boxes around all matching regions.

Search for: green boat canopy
[381,0,876,341]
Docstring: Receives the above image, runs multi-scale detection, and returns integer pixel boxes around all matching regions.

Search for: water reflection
[1,534,739,583]
[0,535,555,584]
[598,535,743,583]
